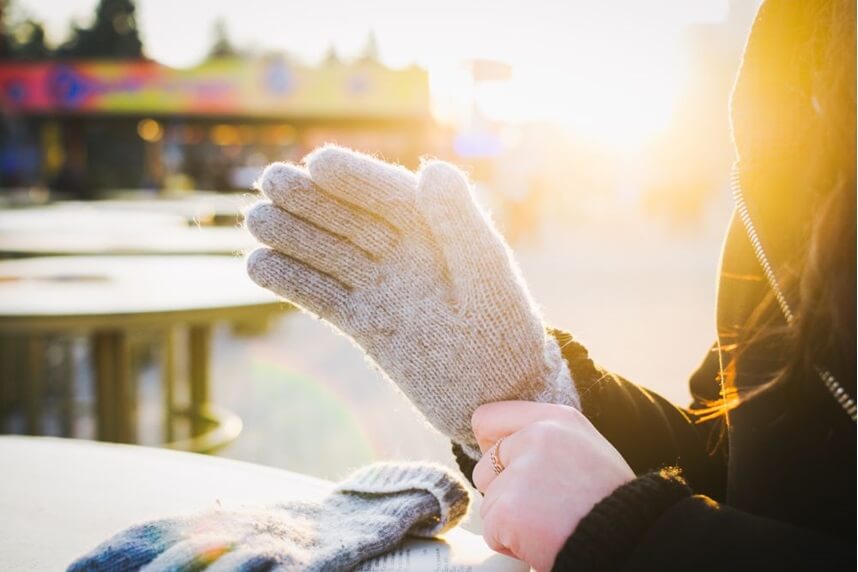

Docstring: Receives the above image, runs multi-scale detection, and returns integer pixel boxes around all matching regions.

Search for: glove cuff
[335,462,471,537]
[457,336,580,462]
[536,336,581,409]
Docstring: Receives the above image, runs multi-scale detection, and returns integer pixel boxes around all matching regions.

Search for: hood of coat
[716,0,822,361]
[728,0,824,268]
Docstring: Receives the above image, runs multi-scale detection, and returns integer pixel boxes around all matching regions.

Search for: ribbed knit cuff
[335,462,471,537]
[552,468,692,571]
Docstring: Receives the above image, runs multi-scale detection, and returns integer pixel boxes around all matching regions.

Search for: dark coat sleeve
[550,328,728,498]
[552,470,851,571]
[452,328,728,499]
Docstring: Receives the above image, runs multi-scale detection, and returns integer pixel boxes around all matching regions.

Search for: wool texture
[67,462,470,572]
[553,468,691,571]
[245,146,580,459]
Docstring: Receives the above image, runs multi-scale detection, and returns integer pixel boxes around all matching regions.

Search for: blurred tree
[10,19,49,59]
[0,0,10,58]
[57,0,143,59]
[208,18,239,58]
[0,0,51,60]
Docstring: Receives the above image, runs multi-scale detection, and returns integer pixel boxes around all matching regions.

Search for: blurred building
[0,56,431,197]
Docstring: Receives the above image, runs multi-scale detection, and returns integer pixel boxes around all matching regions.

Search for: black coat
[453,1,856,568]
[454,219,856,571]
[455,299,854,570]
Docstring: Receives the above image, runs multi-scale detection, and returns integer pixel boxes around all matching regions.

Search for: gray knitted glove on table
[246,146,579,458]
[68,462,469,572]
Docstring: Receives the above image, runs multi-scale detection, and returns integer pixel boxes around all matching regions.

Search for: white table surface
[0,437,526,571]
[58,193,251,226]
[0,203,255,256]
[0,255,281,322]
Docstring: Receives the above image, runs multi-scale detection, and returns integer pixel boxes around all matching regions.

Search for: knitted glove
[68,462,469,572]
[245,146,579,458]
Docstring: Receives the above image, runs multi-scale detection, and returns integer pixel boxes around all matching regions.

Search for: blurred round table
[0,204,255,258]
[62,192,252,227]
[0,203,187,233]
[0,256,286,452]
[0,437,525,571]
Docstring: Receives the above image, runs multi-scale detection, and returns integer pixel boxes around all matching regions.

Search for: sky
[13,0,742,143]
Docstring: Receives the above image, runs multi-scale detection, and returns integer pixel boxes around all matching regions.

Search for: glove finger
[416,161,521,312]
[306,145,417,230]
[257,162,397,258]
[245,202,377,290]
[205,549,278,572]
[68,521,178,572]
[246,247,351,324]
[142,537,232,571]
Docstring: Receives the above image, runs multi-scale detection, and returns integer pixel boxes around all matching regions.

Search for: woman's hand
[472,401,635,571]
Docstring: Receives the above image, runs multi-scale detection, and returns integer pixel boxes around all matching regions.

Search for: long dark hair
[793,0,856,390]
[707,0,855,418]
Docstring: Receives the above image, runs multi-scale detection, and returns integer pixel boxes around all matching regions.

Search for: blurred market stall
[0,56,432,197]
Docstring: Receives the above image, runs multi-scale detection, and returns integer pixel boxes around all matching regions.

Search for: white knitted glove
[246,146,579,458]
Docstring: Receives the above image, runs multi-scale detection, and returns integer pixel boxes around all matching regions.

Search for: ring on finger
[490,438,506,475]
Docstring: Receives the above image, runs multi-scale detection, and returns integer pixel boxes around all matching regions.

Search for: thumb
[416,161,521,312]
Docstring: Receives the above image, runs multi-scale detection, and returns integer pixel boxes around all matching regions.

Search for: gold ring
[490,438,506,475]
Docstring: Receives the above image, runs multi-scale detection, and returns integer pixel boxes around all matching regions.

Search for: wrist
[551,467,691,571]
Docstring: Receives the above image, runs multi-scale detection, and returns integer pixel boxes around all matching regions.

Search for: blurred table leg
[125,337,139,444]
[59,337,74,438]
[112,332,132,443]
[188,325,211,438]
[92,331,132,443]
[92,333,115,441]
[25,335,45,435]
[0,334,14,432]
[162,327,177,443]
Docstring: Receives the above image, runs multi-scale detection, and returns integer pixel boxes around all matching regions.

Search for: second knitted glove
[68,462,469,572]
[246,146,580,458]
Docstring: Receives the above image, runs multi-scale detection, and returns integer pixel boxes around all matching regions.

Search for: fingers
[306,145,417,229]
[471,401,581,453]
[245,202,377,290]
[416,161,519,312]
[472,424,534,493]
[246,247,351,322]
[472,436,510,493]
[257,162,398,258]
[68,521,177,571]
[478,469,519,554]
